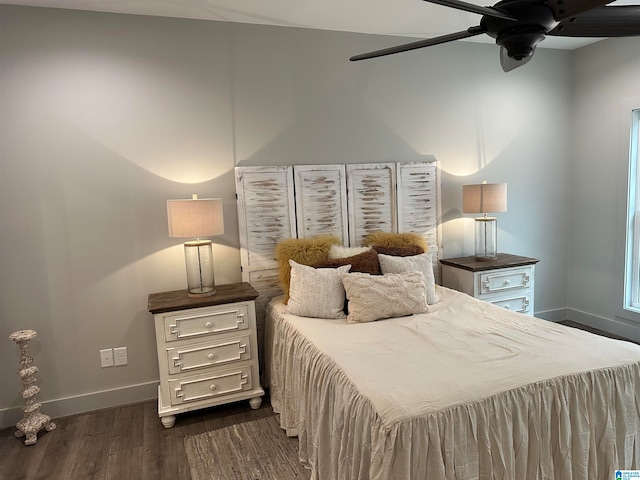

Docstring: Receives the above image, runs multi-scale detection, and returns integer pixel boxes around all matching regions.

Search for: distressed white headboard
[235,161,441,365]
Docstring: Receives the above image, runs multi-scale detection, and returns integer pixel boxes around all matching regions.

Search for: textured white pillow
[378,252,440,305]
[328,244,372,259]
[342,271,429,323]
[286,260,351,319]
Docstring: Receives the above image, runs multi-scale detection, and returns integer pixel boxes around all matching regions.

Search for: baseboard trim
[534,308,568,322]
[566,308,640,343]
[0,381,158,430]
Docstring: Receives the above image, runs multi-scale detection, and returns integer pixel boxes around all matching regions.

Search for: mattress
[266,286,640,480]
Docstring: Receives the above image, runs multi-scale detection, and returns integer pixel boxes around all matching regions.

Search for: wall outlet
[114,346,128,366]
[100,348,114,368]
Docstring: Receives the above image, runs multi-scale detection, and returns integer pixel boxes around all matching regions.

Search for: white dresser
[440,254,539,316]
[148,282,264,428]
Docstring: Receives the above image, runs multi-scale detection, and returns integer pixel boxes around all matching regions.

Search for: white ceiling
[2,0,636,50]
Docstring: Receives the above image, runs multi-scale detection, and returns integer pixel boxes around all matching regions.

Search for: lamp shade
[462,183,507,214]
[167,195,224,238]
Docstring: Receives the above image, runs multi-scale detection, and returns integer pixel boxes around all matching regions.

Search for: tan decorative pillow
[275,235,342,304]
[378,252,439,305]
[315,249,381,275]
[286,261,351,319]
[342,271,429,323]
[362,232,428,252]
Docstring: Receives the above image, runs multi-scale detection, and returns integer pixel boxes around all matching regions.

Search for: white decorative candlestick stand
[10,329,56,445]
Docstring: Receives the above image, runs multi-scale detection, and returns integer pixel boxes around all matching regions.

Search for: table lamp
[167,195,224,297]
[462,182,507,261]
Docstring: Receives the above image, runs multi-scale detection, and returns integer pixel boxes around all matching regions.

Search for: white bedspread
[267,286,640,480]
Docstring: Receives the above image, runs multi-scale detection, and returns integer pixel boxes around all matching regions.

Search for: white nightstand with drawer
[440,254,539,316]
[148,282,264,428]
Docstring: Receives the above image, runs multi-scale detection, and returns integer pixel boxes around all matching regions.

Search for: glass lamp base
[184,240,216,297]
[474,217,498,261]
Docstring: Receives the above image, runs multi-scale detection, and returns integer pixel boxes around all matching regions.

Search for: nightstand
[148,282,264,428]
[440,254,539,316]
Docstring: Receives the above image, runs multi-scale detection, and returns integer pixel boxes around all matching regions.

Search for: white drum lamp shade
[463,182,507,261]
[167,195,224,297]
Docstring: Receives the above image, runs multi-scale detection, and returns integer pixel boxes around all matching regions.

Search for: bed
[266,286,640,479]
[234,161,640,479]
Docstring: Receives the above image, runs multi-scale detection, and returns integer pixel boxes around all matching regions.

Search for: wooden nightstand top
[148,282,259,314]
[439,253,539,272]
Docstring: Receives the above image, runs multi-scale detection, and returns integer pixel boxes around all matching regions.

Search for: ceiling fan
[350,0,640,71]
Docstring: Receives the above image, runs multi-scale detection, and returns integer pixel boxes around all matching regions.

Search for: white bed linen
[266,286,640,480]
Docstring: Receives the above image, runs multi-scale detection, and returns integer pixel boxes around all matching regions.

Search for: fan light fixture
[167,195,224,297]
[463,182,507,261]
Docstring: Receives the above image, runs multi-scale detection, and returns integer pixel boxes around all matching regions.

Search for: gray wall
[568,37,640,340]
[0,5,572,426]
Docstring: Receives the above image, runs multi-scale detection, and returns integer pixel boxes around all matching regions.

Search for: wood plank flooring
[559,320,640,345]
[1,320,637,480]
[0,397,275,480]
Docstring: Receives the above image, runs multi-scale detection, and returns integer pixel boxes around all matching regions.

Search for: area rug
[184,415,310,480]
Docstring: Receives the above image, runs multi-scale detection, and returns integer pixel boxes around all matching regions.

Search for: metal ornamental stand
[10,329,56,445]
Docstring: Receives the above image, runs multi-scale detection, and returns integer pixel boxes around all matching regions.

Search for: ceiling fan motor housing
[481,0,559,59]
[498,28,547,59]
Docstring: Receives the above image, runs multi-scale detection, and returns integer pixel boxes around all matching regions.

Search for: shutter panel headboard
[293,165,349,244]
[235,166,296,272]
[235,161,441,374]
[235,166,296,372]
[347,163,397,246]
[397,162,441,277]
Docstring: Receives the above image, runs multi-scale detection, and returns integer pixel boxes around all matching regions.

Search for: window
[625,109,640,312]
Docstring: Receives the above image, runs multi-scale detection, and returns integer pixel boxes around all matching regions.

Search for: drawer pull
[207,353,215,360]
[209,384,216,391]
[503,305,511,310]
[205,322,213,328]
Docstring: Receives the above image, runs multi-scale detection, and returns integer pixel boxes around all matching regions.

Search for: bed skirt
[266,300,640,480]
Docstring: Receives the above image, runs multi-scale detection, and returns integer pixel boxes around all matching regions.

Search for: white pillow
[378,252,439,305]
[342,271,429,323]
[328,244,371,259]
[285,260,351,319]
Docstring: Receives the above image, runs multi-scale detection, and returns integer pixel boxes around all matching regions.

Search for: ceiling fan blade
[500,46,535,72]
[547,0,613,20]
[549,5,640,37]
[422,0,516,21]
[350,26,485,61]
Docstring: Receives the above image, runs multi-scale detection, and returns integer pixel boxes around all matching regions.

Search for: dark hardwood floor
[1,320,637,480]
[559,320,640,345]
[0,396,275,480]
